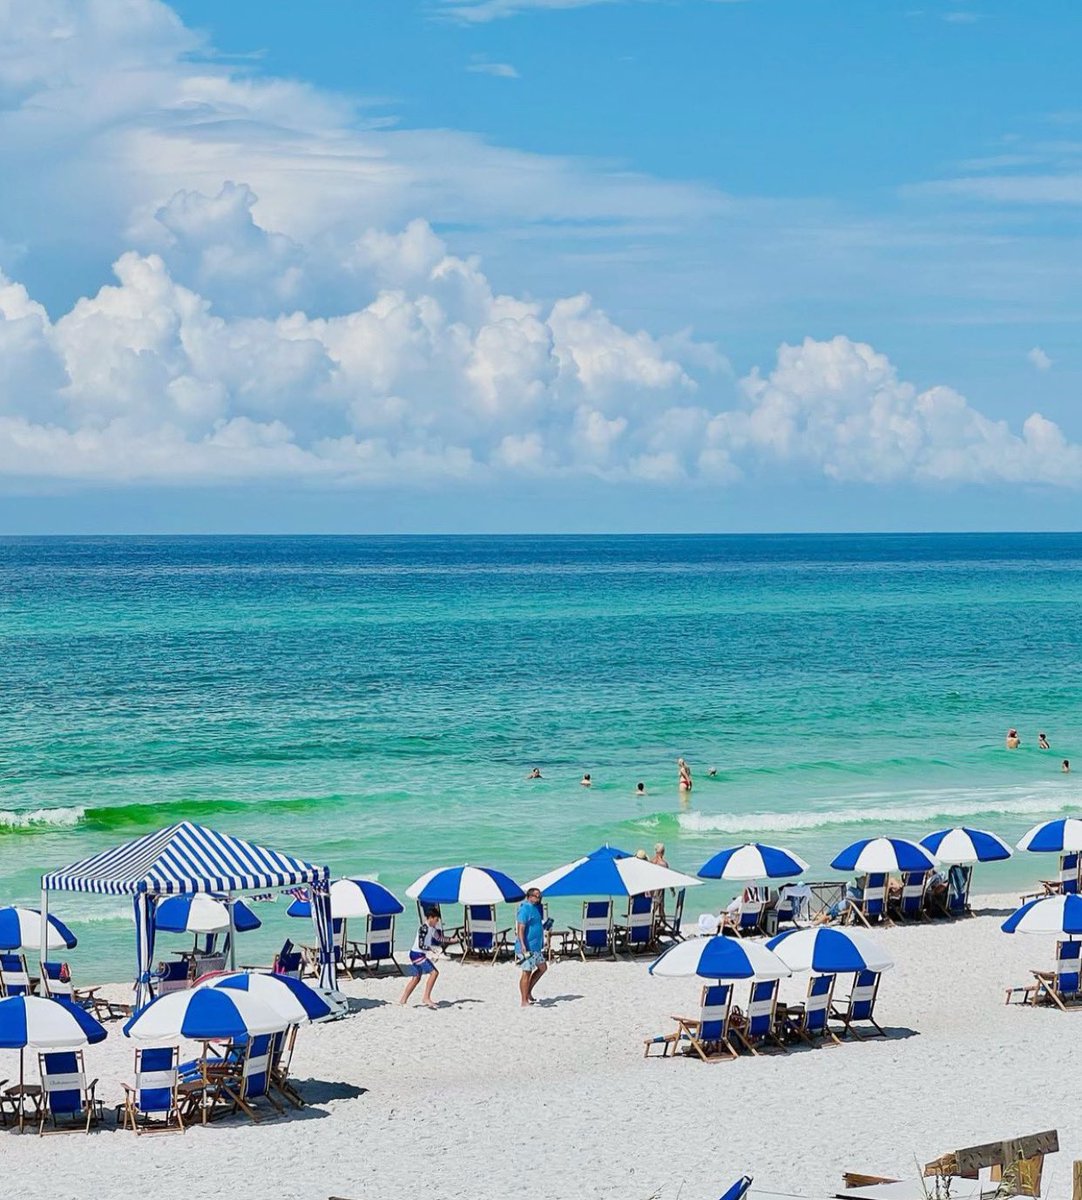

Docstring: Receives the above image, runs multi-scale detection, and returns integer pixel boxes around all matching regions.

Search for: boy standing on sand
[516,887,547,1007]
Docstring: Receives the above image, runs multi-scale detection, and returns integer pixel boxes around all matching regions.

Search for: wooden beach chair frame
[119,1045,185,1135]
[831,969,887,1039]
[733,978,787,1055]
[460,904,512,965]
[41,961,132,1022]
[37,1050,103,1135]
[217,1034,285,1124]
[644,983,740,1062]
[567,900,616,961]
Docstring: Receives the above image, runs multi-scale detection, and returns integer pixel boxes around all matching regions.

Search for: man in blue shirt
[516,887,547,1007]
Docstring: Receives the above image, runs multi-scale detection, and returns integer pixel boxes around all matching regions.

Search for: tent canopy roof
[42,821,327,896]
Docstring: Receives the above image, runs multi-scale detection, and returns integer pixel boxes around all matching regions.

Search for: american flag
[285,887,309,903]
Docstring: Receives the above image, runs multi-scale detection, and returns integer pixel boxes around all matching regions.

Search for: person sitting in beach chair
[786,973,840,1045]
[721,888,765,938]
[892,871,930,921]
[346,913,402,976]
[119,1046,184,1135]
[645,983,740,1062]
[460,904,512,964]
[619,894,656,954]
[568,900,616,960]
[0,952,33,997]
[38,1049,103,1135]
[1009,940,1082,1011]
[733,979,787,1054]
[831,969,887,1039]
[40,962,131,1022]
[844,874,890,927]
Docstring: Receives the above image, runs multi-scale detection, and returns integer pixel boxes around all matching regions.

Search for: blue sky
[0,0,1080,531]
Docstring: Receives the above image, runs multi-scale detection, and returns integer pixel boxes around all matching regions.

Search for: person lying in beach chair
[0,952,33,997]
[346,913,402,976]
[618,894,657,954]
[645,983,740,1062]
[217,1033,284,1123]
[721,889,765,938]
[38,1050,103,1135]
[733,979,787,1054]
[119,1046,185,1135]
[844,874,890,927]
[567,900,616,960]
[892,871,930,922]
[460,904,512,964]
[785,973,840,1045]
[40,962,132,1022]
[830,969,887,1039]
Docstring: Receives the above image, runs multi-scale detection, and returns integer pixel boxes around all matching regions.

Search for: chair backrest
[858,873,887,918]
[39,1050,87,1117]
[0,953,31,997]
[738,900,764,930]
[1056,940,1082,994]
[269,1025,298,1077]
[466,904,497,950]
[156,960,191,994]
[849,969,881,1018]
[947,865,971,913]
[366,913,395,959]
[135,1045,178,1117]
[899,871,928,914]
[626,895,654,943]
[669,888,686,929]
[582,900,613,947]
[241,1033,274,1099]
[1061,854,1080,894]
[698,983,732,1042]
[40,961,73,1000]
[746,979,778,1036]
[273,940,303,979]
[192,953,226,979]
[804,973,835,1034]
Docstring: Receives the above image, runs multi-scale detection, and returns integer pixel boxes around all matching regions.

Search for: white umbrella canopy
[525,846,701,898]
[649,936,790,981]
[124,987,285,1041]
[1002,895,1082,936]
[0,906,77,953]
[1017,818,1082,854]
[767,927,894,973]
[199,971,333,1023]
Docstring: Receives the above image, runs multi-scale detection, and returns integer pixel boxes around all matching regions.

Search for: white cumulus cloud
[1027,346,1053,371]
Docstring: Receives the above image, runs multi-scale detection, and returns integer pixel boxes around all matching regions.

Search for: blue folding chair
[1061,853,1080,895]
[41,962,131,1021]
[831,969,886,1038]
[272,939,304,979]
[735,979,787,1054]
[895,871,929,921]
[946,865,972,917]
[621,894,656,953]
[38,1050,102,1134]
[119,1046,184,1134]
[461,905,511,964]
[847,873,889,926]
[646,983,739,1061]
[0,952,32,997]
[788,973,839,1044]
[218,1033,284,1123]
[347,914,402,976]
[571,900,615,960]
[1033,940,1082,1011]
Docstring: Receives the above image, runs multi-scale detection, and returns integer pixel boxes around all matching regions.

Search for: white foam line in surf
[0,806,85,829]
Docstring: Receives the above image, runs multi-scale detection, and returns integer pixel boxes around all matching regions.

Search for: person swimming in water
[580,773,592,787]
[1005,729,1020,750]
[635,782,646,796]
[677,758,692,792]
[1039,733,1050,750]
[1064,760,1071,774]
[526,767,543,779]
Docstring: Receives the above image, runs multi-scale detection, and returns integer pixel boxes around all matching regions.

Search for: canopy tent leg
[310,877,338,993]
[227,892,237,972]
[39,887,50,982]
[132,892,157,1011]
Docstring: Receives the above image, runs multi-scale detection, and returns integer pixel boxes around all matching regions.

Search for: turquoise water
[2,533,1080,982]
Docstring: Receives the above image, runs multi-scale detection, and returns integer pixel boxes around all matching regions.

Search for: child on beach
[399,908,445,1008]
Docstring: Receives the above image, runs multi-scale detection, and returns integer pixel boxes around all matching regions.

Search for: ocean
[2,532,1080,982]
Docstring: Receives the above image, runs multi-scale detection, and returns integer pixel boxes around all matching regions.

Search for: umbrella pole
[39,887,50,983]
[18,1047,24,1134]
[227,893,237,972]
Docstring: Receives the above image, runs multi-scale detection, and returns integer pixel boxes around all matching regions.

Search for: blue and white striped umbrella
[0,995,106,1049]
[124,985,286,1041]
[831,837,937,874]
[767,926,894,973]
[526,845,700,898]
[698,843,809,882]
[287,878,404,919]
[920,827,1012,865]
[406,865,525,906]
[1002,895,1082,936]
[0,906,77,953]
[155,894,262,935]
[649,936,790,981]
[202,971,332,1023]
[1017,818,1082,854]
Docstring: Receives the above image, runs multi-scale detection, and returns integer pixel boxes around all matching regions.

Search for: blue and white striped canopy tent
[40,821,336,1008]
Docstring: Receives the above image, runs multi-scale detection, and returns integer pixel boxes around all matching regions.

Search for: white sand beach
[1,896,1078,1200]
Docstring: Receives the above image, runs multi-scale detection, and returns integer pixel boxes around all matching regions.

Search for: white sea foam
[0,806,85,830]
[667,789,1082,836]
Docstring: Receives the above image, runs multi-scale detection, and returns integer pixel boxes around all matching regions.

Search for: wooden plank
[841,1174,901,1190]
[954,1131,1058,1175]
[1072,1160,1082,1200]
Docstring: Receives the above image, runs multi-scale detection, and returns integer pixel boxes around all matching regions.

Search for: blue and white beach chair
[734,978,786,1054]
[831,969,887,1039]
[645,982,740,1062]
[1060,853,1081,895]
[946,864,972,917]
[1026,940,1082,1011]
[154,960,191,995]
[0,952,32,997]
[621,894,656,954]
[787,973,839,1044]
[895,871,930,921]
[119,1046,184,1134]
[571,900,616,960]
[38,1050,103,1135]
[41,962,131,1021]
[461,905,511,964]
[272,940,304,980]
[269,1026,304,1108]
[846,873,889,927]
[723,896,765,938]
[346,914,402,976]
[218,1033,284,1123]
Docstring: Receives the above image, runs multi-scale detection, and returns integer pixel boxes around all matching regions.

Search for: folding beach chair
[722,896,765,938]
[217,1033,284,1123]
[154,959,191,995]
[346,913,402,976]
[119,1046,184,1134]
[38,1050,103,1135]
[41,962,132,1022]
[1061,853,1081,895]
[269,1025,304,1108]
[845,873,890,927]
[894,871,930,921]
[303,918,351,980]
[569,900,616,960]
[0,953,33,997]
[654,888,686,944]
[272,940,304,980]
[191,952,226,981]
[1028,940,1082,1011]
[460,905,511,964]
[831,969,887,1039]
[945,865,972,917]
[734,979,786,1054]
[645,983,739,1062]
[620,894,656,954]
[787,974,839,1045]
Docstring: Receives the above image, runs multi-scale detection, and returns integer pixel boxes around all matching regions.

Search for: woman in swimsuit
[677,758,693,792]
